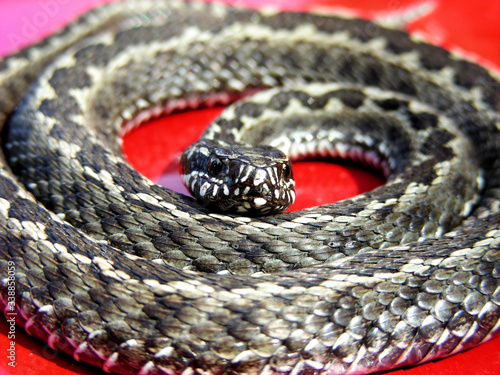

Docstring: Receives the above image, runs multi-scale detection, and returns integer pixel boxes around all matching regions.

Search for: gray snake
[0,1,500,374]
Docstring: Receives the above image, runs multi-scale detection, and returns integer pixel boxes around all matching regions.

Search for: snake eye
[283,163,292,180]
[208,155,223,177]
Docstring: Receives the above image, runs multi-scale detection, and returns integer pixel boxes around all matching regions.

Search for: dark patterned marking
[74,44,115,67]
[415,43,451,71]
[331,89,367,109]
[234,102,264,118]
[384,31,414,54]
[38,97,83,127]
[396,75,417,96]
[49,67,92,94]
[362,62,384,87]
[421,129,455,162]
[409,112,439,130]
[268,91,310,111]
[453,60,494,89]
[374,98,409,111]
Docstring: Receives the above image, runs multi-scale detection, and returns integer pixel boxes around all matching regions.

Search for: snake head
[181,139,295,214]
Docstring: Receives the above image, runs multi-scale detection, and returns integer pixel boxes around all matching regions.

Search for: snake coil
[0,1,499,374]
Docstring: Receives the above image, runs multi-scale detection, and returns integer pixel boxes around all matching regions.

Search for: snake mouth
[204,181,295,214]
[228,183,295,214]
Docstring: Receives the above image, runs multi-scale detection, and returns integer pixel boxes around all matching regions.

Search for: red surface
[0,0,499,374]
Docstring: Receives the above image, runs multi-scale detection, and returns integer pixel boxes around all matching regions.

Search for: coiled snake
[0,1,499,374]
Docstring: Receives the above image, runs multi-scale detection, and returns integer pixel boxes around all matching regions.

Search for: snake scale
[0,0,500,374]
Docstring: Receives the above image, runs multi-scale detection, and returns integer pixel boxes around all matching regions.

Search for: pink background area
[0,1,499,375]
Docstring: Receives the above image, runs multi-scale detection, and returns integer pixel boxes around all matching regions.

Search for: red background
[0,0,499,374]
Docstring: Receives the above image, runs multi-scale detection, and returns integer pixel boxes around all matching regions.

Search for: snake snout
[233,163,295,214]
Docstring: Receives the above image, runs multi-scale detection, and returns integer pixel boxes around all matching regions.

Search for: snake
[0,0,499,374]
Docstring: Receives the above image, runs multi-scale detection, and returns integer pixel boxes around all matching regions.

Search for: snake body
[0,1,500,374]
